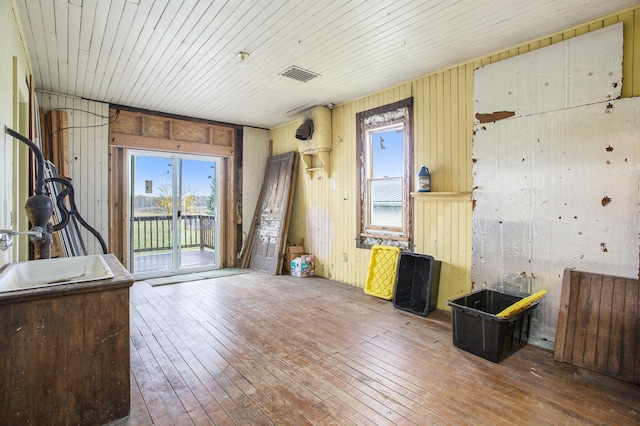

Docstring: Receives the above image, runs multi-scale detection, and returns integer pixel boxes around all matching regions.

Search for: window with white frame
[356,98,413,249]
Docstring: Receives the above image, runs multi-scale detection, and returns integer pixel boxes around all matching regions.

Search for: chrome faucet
[0,227,44,251]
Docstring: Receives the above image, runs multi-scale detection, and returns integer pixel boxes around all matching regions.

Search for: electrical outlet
[342,253,348,262]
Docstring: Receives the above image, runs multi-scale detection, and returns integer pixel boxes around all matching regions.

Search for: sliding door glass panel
[131,154,175,275]
[129,152,220,278]
[177,158,218,270]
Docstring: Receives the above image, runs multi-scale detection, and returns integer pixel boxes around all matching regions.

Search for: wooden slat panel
[621,277,639,381]
[582,273,602,369]
[563,270,581,362]
[594,273,615,373]
[609,275,627,375]
[571,272,590,366]
[555,269,640,385]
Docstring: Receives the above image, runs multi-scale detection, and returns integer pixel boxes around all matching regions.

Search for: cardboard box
[283,245,304,273]
[291,254,315,277]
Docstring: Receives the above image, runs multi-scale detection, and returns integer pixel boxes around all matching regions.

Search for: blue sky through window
[134,156,215,197]
[371,127,403,178]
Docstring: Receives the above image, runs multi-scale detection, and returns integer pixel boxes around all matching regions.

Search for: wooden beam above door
[109,108,235,157]
[108,107,239,268]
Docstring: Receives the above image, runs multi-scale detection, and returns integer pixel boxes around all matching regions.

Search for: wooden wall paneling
[94,99,110,255]
[442,70,452,190]
[337,102,353,284]
[269,7,640,313]
[621,10,635,98]
[84,100,97,251]
[37,93,110,255]
[463,62,474,190]
[634,9,640,96]
[241,127,270,243]
[449,68,460,191]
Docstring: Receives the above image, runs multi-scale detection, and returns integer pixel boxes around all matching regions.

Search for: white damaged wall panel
[474,23,623,123]
[472,98,640,346]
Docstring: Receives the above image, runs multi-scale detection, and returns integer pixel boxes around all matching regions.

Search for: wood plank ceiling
[13,0,640,129]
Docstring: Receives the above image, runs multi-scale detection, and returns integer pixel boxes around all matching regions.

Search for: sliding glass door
[129,151,220,278]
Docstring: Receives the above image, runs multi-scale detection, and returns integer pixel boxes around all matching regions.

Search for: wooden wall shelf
[301,148,330,177]
[411,192,471,202]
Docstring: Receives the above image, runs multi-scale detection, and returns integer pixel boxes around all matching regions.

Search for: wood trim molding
[109,108,235,157]
[110,134,233,157]
[411,192,472,202]
[108,108,240,267]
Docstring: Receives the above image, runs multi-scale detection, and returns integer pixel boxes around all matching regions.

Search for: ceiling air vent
[280,66,320,83]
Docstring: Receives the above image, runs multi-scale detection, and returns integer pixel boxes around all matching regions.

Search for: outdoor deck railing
[133,214,215,253]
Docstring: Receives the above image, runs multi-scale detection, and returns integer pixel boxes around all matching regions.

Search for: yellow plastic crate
[364,245,401,300]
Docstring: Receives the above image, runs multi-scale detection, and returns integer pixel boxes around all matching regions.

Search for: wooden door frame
[107,106,242,269]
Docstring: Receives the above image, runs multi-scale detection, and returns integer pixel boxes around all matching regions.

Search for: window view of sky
[371,127,403,177]
[134,156,215,197]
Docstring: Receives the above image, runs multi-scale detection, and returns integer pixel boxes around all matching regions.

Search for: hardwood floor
[112,271,640,425]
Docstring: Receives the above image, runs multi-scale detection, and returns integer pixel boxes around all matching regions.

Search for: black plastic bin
[447,289,538,363]
[392,252,441,317]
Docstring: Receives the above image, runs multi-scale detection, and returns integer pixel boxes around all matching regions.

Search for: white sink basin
[0,255,114,292]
